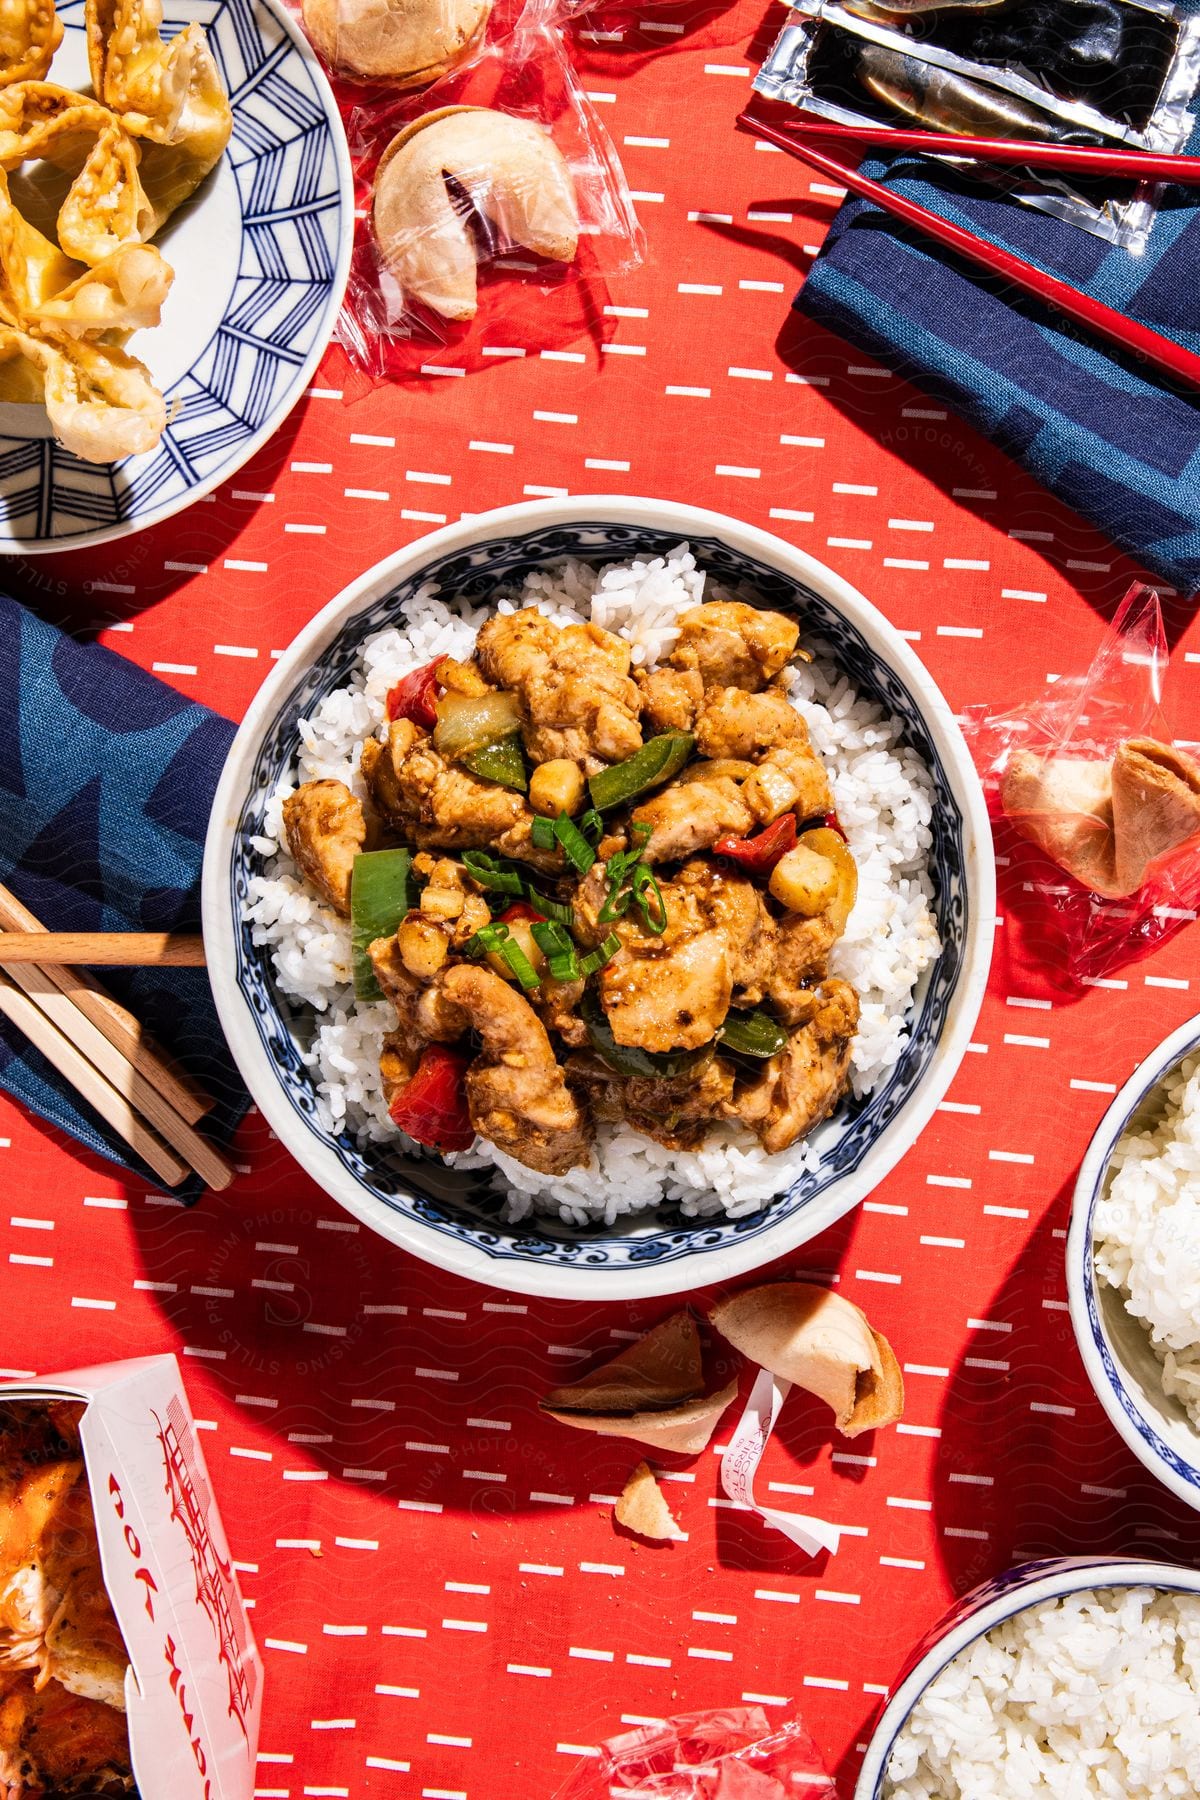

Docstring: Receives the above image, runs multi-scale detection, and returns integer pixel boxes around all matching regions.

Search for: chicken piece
[693,684,806,762]
[368,937,465,1043]
[734,980,859,1153]
[622,1054,738,1150]
[636,666,703,734]
[282,779,369,916]
[0,1669,132,1793]
[632,776,754,865]
[599,881,731,1053]
[437,656,492,696]
[670,601,799,691]
[533,974,589,1050]
[365,731,551,865]
[476,609,642,770]
[744,741,834,827]
[673,859,777,1005]
[379,1031,421,1108]
[435,964,591,1174]
[359,718,421,822]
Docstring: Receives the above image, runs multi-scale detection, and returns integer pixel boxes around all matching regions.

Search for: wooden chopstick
[742,105,1200,183]
[738,111,1200,394]
[0,932,207,966]
[0,886,212,1124]
[0,953,235,1191]
[0,969,191,1189]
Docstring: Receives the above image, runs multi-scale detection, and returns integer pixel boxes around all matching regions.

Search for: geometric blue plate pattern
[0,0,351,551]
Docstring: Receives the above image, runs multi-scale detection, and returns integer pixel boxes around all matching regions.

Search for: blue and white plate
[0,0,352,553]
[1068,1011,1200,1512]
[203,497,995,1300]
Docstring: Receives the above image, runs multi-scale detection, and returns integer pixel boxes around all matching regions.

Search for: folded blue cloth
[800,140,1200,590]
[0,596,246,1195]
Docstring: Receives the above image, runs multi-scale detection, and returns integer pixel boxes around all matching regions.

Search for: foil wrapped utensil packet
[757,0,1200,249]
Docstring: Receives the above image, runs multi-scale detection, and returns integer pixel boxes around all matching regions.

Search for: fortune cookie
[1001,738,1200,900]
[372,106,579,322]
[615,1462,685,1543]
[709,1281,904,1439]
[540,1310,737,1456]
[302,0,492,87]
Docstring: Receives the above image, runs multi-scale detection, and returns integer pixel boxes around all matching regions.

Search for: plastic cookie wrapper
[755,0,1200,251]
[338,0,643,376]
[964,582,1200,989]
[554,1707,838,1799]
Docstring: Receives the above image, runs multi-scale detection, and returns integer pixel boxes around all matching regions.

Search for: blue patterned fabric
[0,596,246,1194]
[800,133,1200,591]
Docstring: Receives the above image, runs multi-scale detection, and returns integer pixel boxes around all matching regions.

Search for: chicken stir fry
[283,598,861,1175]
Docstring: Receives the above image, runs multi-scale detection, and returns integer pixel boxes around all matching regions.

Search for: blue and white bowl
[203,496,995,1299]
[855,1555,1200,1797]
[1,0,352,552]
[1068,1012,1200,1511]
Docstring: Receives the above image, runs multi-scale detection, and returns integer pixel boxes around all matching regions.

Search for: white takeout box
[1,1352,262,1800]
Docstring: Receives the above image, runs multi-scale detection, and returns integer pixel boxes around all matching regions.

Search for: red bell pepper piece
[386,657,445,728]
[714,812,797,874]
[498,900,546,925]
[388,1044,474,1153]
[823,811,847,841]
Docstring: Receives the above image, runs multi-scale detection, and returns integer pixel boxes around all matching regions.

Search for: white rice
[884,1585,1200,1799]
[1094,1053,1200,1425]
[243,545,941,1224]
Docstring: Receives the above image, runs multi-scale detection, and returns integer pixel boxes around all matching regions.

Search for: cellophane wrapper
[964,581,1200,990]
[552,1706,839,1799]
[338,0,643,377]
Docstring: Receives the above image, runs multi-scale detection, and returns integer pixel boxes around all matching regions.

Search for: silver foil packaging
[756,0,1200,249]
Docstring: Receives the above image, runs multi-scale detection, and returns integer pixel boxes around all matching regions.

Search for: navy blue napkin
[0,595,247,1194]
[800,132,1200,591]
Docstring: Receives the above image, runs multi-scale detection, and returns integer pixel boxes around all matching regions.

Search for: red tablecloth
[5,5,1200,1794]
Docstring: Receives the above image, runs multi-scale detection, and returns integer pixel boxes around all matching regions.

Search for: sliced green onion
[587,732,696,812]
[631,862,667,935]
[579,807,604,848]
[597,882,633,925]
[630,820,652,852]
[578,931,621,977]
[465,921,540,991]
[526,885,574,928]
[531,919,580,983]
[530,814,556,851]
[461,851,525,896]
[554,811,596,874]
[350,848,419,1000]
[461,733,527,793]
[719,1009,789,1059]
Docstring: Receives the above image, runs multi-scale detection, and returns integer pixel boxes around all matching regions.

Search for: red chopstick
[742,104,1200,185]
[738,109,1200,394]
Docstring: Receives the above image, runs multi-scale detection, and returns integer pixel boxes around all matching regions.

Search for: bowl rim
[1066,1009,1200,1512]
[202,494,996,1299]
[854,1554,1200,1796]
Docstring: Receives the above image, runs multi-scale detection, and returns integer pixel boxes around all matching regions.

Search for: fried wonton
[0,83,154,266]
[0,169,171,332]
[0,0,64,87]
[85,0,233,227]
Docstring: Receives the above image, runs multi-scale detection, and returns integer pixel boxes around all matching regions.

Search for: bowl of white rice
[856,1556,1200,1798]
[1068,1012,1200,1511]
[203,495,994,1297]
